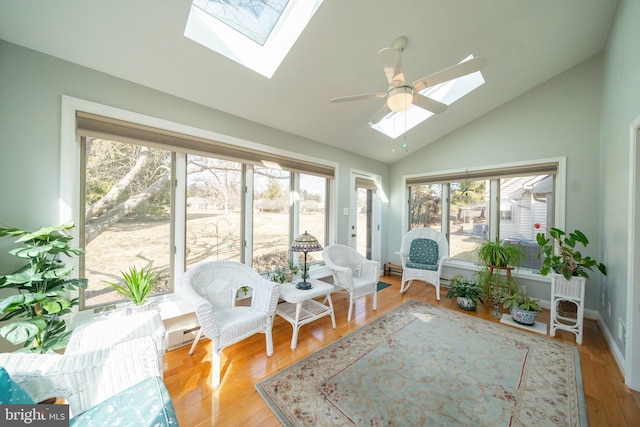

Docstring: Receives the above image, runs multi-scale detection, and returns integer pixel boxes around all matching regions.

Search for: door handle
[351,234,356,237]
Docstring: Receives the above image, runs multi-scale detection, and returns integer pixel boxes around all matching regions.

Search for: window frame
[61,96,337,311]
[402,158,566,269]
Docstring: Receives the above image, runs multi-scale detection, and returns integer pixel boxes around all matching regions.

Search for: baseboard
[596,313,626,378]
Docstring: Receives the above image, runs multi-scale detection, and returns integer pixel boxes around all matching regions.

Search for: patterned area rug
[256,299,587,426]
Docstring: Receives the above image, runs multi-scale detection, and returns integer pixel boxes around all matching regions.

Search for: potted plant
[268,267,288,284]
[476,240,523,318]
[535,226,607,279]
[446,275,483,311]
[104,265,160,314]
[477,240,525,269]
[0,222,87,353]
[501,291,542,325]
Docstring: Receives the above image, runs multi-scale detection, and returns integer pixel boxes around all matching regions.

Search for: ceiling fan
[330,36,487,126]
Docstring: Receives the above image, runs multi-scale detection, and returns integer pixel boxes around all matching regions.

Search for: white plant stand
[550,273,586,344]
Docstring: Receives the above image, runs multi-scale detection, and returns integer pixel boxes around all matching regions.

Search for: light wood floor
[163,274,640,426]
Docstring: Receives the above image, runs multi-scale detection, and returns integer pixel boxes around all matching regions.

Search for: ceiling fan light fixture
[387,86,413,112]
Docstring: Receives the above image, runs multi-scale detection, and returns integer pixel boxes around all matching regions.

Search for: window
[82,139,173,307]
[406,161,562,269]
[185,155,242,269]
[252,166,291,273]
[184,0,325,78]
[73,108,334,310]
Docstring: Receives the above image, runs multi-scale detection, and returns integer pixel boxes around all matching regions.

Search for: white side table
[276,279,336,350]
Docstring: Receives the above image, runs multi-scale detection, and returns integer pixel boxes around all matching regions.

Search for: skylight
[371,55,485,139]
[185,0,324,78]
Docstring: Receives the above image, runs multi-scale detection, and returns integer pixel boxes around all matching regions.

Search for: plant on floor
[446,275,483,311]
[104,265,160,306]
[0,222,87,353]
[501,292,542,312]
[535,225,607,280]
[501,291,542,325]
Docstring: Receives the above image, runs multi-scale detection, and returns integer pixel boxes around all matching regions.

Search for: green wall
[389,55,604,307]
[600,0,640,386]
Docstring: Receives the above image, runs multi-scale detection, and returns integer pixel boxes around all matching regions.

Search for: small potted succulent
[446,275,483,311]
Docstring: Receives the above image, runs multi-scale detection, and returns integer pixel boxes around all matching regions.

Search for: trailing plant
[477,240,525,268]
[501,292,542,312]
[535,225,607,280]
[104,265,160,306]
[0,222,87,353]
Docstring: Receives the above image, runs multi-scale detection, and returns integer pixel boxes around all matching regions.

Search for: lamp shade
[289,231,323,253]
[289,231,322,290]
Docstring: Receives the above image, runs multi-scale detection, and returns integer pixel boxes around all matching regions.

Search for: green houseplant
[446,275,484,311]
[477,240,525,269]
[501,291,542,325]
[104,265,160,309]
[476,240,524,318]
[0,222,87,353]
[535,226,607,280]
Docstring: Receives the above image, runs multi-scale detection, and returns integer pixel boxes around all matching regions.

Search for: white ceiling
[0,0,618,164]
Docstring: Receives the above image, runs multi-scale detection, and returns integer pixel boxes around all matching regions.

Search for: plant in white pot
[535,225,607,280]
[104,265,160,314]
[501,292,542,325]
[536,225,607,342]
[445,275,483,311]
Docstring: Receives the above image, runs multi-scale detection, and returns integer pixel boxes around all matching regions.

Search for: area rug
[256,299,587,426]
[376,281,391,291]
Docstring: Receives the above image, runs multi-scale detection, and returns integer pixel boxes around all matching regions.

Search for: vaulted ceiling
[0,0,618,163]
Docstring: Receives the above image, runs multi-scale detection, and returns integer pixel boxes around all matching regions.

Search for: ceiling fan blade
[378,47,404,84]
[413,56,487,92]
[412,93,448,114]
[331,92,387,103]
[369,103,391,125]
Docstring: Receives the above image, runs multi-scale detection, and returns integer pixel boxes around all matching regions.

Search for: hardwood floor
[163,275,640,426]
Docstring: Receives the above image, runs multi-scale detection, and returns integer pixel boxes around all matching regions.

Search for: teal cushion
[70,376,178,427]
[409,238,439,266]
[0,366,34,404]
[405,261,438,271]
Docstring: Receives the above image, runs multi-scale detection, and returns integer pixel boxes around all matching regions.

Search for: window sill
[442,259,550,284]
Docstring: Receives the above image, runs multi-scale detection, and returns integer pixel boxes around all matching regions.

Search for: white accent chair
[396,228,449,299]
[322,244,380,322]
[0,336,162,417]
[179,260,281,387]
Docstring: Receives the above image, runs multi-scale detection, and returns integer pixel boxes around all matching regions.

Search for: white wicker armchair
[322,244,380,322]
[396,228,449,299]
[0,336,162,417]
[179,260,281,388]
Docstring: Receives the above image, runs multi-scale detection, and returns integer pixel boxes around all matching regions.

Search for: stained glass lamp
[289,231,323,290]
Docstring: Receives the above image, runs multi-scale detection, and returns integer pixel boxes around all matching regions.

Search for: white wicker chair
[322,244,380,322]
[396,228,449,299]
[179,260,281,388]
[0,336,162,417]
[65,310,166,374]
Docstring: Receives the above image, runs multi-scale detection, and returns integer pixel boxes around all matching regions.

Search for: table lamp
[289,231,323,290]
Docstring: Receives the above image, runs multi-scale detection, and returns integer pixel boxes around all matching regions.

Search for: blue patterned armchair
[396,228,449,299]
